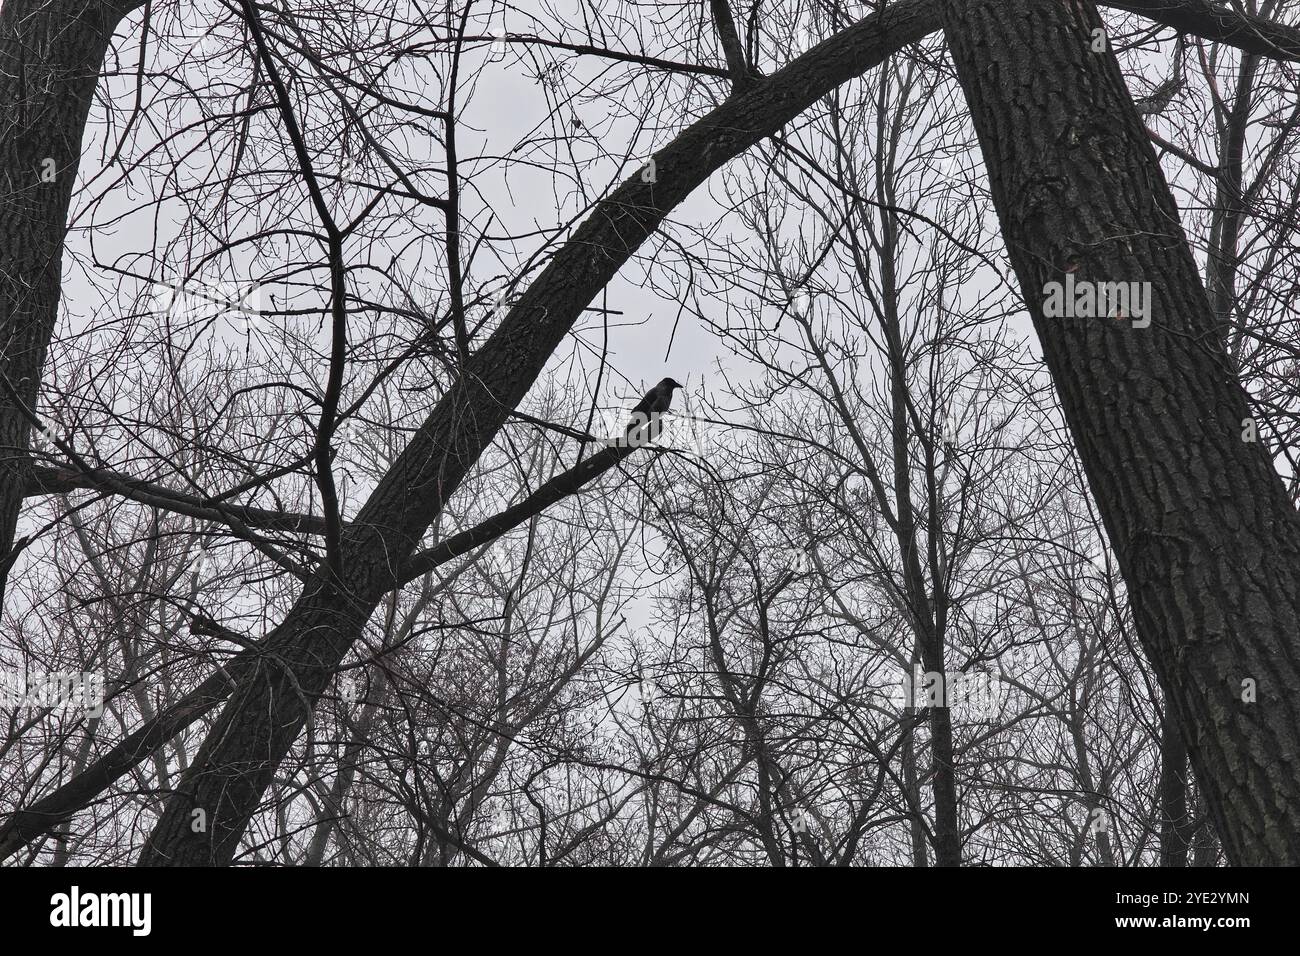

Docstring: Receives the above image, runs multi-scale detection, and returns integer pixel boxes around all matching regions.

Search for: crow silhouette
[625,377,684,440]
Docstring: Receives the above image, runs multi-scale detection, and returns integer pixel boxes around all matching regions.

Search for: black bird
[625,377,684,440]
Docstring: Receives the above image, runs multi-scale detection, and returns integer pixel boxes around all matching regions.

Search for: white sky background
[468,20,734,399]
[54,1,758,428]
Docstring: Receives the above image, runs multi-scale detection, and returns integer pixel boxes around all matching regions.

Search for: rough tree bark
[0,0,143,600]
[938,0,1300,864]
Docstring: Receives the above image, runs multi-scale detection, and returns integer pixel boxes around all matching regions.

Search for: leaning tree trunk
[0,0,141,602]
[938,0,1300,864]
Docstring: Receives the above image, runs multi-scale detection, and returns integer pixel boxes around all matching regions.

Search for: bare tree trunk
[0,0,141,601]
[901,663,929,867]
[938,0,1300,864]
[1203,47,1257,353]
[879,156,961,866]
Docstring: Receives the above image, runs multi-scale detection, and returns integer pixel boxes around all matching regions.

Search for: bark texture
[939,0,1300,864]
[0,0,142,597]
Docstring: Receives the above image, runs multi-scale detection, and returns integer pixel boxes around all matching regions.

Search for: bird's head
[661,377,684,391]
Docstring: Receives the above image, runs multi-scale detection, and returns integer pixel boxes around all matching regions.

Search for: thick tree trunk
[938,0,1300,864]
[900,661,929,867]
[0,0,141,599]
